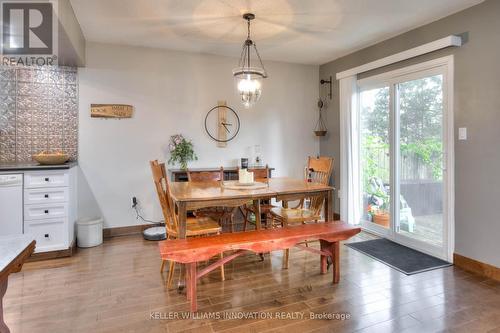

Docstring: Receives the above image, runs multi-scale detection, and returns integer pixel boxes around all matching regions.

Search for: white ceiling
[70,0,483,65]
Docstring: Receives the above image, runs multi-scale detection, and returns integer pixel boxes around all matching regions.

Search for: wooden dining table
[168,177,335,239]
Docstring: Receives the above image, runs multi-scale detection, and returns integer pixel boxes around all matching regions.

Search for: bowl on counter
[32,152,69,165]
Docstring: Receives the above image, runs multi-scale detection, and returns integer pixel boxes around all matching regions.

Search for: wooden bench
[158,221,361,312]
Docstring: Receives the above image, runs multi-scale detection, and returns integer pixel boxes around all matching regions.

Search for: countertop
[0,161,78,172]
[0,234,35,275]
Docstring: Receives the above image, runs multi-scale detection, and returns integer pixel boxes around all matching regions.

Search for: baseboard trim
[454,253,500,281]
[27,240,76,262]
[103,224,152,238]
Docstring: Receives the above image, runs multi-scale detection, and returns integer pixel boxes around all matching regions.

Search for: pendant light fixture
[233,13,268,109]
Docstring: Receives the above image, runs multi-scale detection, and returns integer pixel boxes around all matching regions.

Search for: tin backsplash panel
[0,66,78,163]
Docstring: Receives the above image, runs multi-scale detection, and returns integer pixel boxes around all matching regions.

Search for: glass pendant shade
[233,69,264,108]
[233,14,267,109]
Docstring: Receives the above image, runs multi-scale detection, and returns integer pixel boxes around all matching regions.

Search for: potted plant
[168,134,198,170]
[371,206,390,228]
[366,185,390,227]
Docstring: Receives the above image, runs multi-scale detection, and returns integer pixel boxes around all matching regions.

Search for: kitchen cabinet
[0,162,77,254]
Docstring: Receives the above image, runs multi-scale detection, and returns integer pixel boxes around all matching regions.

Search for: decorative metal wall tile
[0,65,78,162]
[0,95,16,109]
[0,81,16,95]
[0,108,16,136]
[64,71,77,85]
[0,146,16,162]
[15,109,32,136]
[47,70,64,85]
[63,97,78,110]
[0,68,16,82]
[64,84,77,99]
[48,135,62,147]
[0,135,15,150]
[62,131,77,148]
[17,148,32,162]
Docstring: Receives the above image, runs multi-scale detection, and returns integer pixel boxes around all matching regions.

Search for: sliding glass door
[357,58,453,261]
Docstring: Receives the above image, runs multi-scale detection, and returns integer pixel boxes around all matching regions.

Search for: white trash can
[76,217,103,248]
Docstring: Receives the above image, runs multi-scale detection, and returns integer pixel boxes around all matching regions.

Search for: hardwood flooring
[4,231,500,333]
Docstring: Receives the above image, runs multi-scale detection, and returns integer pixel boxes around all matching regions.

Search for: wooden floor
[4,231,500,333]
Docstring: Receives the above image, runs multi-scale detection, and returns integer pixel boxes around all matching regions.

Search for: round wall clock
[204,103,240,144]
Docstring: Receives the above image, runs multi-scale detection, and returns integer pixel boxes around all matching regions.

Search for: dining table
[168,177,335,239]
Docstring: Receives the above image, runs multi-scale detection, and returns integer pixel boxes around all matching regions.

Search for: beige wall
[78,42,319,228]
[320,0,500,267]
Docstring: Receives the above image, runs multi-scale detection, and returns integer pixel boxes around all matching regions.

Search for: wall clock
[204,101,240,147]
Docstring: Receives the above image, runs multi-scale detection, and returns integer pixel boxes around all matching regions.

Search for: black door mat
[345,238,452,275]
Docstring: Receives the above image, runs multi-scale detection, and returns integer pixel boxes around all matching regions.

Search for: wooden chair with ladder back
[270,156,334,268]
[150,160,225,287]
[240,165,275,231]
[187,167,240,232]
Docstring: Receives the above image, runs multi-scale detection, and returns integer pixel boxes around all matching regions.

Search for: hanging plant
[314,99,327,136]
[168,134,198,170]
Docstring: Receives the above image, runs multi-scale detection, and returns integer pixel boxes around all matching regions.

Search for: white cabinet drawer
[24,202,68,221]
[24,171,69,188]
[24,187,69,205]
[25,218,67,252]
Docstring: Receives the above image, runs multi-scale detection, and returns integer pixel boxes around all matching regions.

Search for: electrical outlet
[132,197,138,208]
[459,127,467,140]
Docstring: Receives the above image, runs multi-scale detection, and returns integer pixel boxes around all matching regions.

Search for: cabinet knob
[44,177,49,182]
[44,234,49,238]
[44,210,49,214]
[44,194,49,198]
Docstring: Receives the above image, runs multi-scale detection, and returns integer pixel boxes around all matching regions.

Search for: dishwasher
[0,174,23,236]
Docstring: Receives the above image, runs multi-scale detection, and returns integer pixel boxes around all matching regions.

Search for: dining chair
[187,167,225,219]
[270,156,334,268]
[240,165,275,231]
[187,167,224,182]
[150,160,225,287]
[186,167,240,232]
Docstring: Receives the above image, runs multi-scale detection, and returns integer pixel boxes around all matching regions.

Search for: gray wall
[319,0,500,267]
[58,0,86,66]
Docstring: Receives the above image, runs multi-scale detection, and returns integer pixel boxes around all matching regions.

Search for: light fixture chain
[238,41,247,68]
[247,19,251,40]
[253,42,267,77]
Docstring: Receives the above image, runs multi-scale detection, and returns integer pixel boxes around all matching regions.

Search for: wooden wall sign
[91,104,133,118]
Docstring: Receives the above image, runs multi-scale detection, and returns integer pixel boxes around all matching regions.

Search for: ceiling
[70,0,483,65]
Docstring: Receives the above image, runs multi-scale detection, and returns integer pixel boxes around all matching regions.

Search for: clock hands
[221,122,232,133]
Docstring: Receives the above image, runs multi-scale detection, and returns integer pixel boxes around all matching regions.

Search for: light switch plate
[459,127,467,140]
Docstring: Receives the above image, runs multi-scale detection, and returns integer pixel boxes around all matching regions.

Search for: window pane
[360,86,390,228]
[398,75,444,247]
